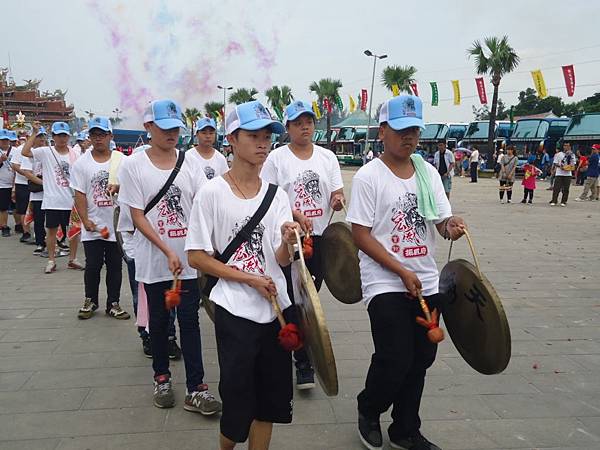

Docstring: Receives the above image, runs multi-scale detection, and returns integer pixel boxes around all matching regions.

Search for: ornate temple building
[0,68,75,128]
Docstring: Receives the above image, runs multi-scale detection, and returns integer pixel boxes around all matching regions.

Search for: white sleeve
[329,154,344,191]
[31,147,45,163]
[184,186,214,253]
[271,189,293,249]
[69,159,86,194]
[347,174,376,228]
[20,157,32,171]
[117,159,145,210]
[260,154,278,185]
[218,154,229,176]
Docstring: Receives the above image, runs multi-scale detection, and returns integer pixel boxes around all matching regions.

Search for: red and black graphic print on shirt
[54,160,70,187]
[156,184,187,238]
[91,170,112,207]
[390,193,428,258]
[293,170,323,218]
[204,166,216,180]
[229,217,266,275]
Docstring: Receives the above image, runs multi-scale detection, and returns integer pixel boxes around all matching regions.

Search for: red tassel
[278,323,304,351]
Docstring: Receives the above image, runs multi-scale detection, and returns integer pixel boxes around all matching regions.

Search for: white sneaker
[575,198,584,202]
[549,202,556,206]
[44,261,56,274]
[560,203,567,207]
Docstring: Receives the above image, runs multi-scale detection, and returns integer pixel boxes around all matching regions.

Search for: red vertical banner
[360,89,368,111]
[475,77,488,104]
[323,98,332,113]
[562,65,576,97]
[410,83,419,97]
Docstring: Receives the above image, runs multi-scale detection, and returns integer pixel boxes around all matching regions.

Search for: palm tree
[229,88,258,105]
[381,65,417,94]
[309,78,343,149]
[204,101,224,121]
[265,85,294,120]
[468,36,519,160]
[183,107,201,146]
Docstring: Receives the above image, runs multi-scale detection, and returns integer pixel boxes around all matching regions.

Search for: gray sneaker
[184,384,222,415]
[153,375,175,408]
[106,303,130,320]
[78,298,97,319]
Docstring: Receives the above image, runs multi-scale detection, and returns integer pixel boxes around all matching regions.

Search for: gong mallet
[164,273,182,310]
[415,292,445,344]
[269,295,304,352]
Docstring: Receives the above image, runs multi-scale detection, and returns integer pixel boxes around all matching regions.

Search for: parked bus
[419,122,468,155]
[461,120,514,167]
[562,112,600,154]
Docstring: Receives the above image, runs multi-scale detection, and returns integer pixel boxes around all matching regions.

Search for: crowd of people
[0,94,469,450]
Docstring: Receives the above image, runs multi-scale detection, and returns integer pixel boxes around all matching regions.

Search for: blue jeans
[126,259,176,340]
[144,279,204,391]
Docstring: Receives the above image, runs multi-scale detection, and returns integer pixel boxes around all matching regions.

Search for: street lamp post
[363,50,387,164]
[217,85,233,147]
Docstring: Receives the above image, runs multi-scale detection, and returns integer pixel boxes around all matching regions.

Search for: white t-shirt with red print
[185,177,293,324]
[187,148,229,181]
[347,158,452,305]
[31,146,77,210]
[70,151,116,242]
[118,150,208,284]
[261,144,344,236]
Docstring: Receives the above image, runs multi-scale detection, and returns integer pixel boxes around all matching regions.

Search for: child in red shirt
[521,156,542,204]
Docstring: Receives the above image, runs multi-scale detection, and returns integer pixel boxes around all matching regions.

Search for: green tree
[309,78,343,149]
[183,107,201,146]
[204,101,224,120]
[472,98,509,121]
[265,85,294,120]
[228,88,258,105]
[468,36,519,160]
[380,65,417,94]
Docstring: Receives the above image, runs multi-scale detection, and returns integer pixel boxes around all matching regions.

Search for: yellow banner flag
[392,84,400,97]
[312,101,322,120]
[531,69,548,98]
[452,80,461,105]
[349,95,356,113]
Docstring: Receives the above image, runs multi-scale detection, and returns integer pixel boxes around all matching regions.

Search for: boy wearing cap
[0,129,15,236]
[70,117,130,320]
[261,99,345,389]
[22,122,83,273]
[347,95,466,450]
[73,132,90,157]
[190,117,229,180]
[19,128,48,254]
[9,130,33,241]
[118,99,220,414]
[186,100,300,450]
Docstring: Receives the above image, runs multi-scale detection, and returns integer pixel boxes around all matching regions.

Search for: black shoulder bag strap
[144,150,185,215]
[203,183,278,296]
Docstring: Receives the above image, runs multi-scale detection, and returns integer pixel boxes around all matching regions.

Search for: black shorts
[14,184,30,215]
[0,188,10,211]
[215,304,293,443]
[45,209,71,229]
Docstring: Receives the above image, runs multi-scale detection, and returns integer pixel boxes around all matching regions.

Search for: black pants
[144,279,204,391]
[470,162,478,182]
[499,180,513,201]
[31,201,46,246]
[281,236,324,368]
[83,240,122,310]
[358,292,440,442]
[551,175,571,204]
[523,188,534,202]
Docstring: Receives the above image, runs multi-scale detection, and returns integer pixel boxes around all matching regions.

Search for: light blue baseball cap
[88,116,113,132]
[143,99,185,130]
[195,117,217,131]
[283,100,316,124]
[36,127,47,137]
[76,131,88,141]
[7,130,17,141]
[0,129,9,140]
[51,121,71,135]
[379,95,425,131]
[225,100,284,135]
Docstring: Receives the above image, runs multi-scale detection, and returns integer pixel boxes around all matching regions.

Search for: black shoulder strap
[217,183,278,264]
[144,150,185,215]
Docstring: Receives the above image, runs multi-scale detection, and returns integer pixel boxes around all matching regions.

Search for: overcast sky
[3,0,599,128]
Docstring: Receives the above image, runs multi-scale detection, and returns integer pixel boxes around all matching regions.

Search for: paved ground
[1,171,600,450]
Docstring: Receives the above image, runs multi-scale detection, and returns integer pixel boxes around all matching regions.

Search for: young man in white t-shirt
[550,142,576,206]
[22,122,83,273]
[186,100,301,450]
[118,99,220,415]
[261,99,345,389]
[19,128,48,254]
[0,129,15,237]
[347,95,467,450]
[9,130,33,242]
[189,117,229,180]
[71,117,130,321]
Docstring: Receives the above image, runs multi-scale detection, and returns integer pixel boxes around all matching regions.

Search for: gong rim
[197,274,216,323]
[113,206,133,263]
[321,222,362,304]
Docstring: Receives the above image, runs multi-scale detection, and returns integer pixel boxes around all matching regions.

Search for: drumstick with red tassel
[269,295,304,351]
[164,273,182,310]
[416,292,445,344]
[302,231,314,259]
